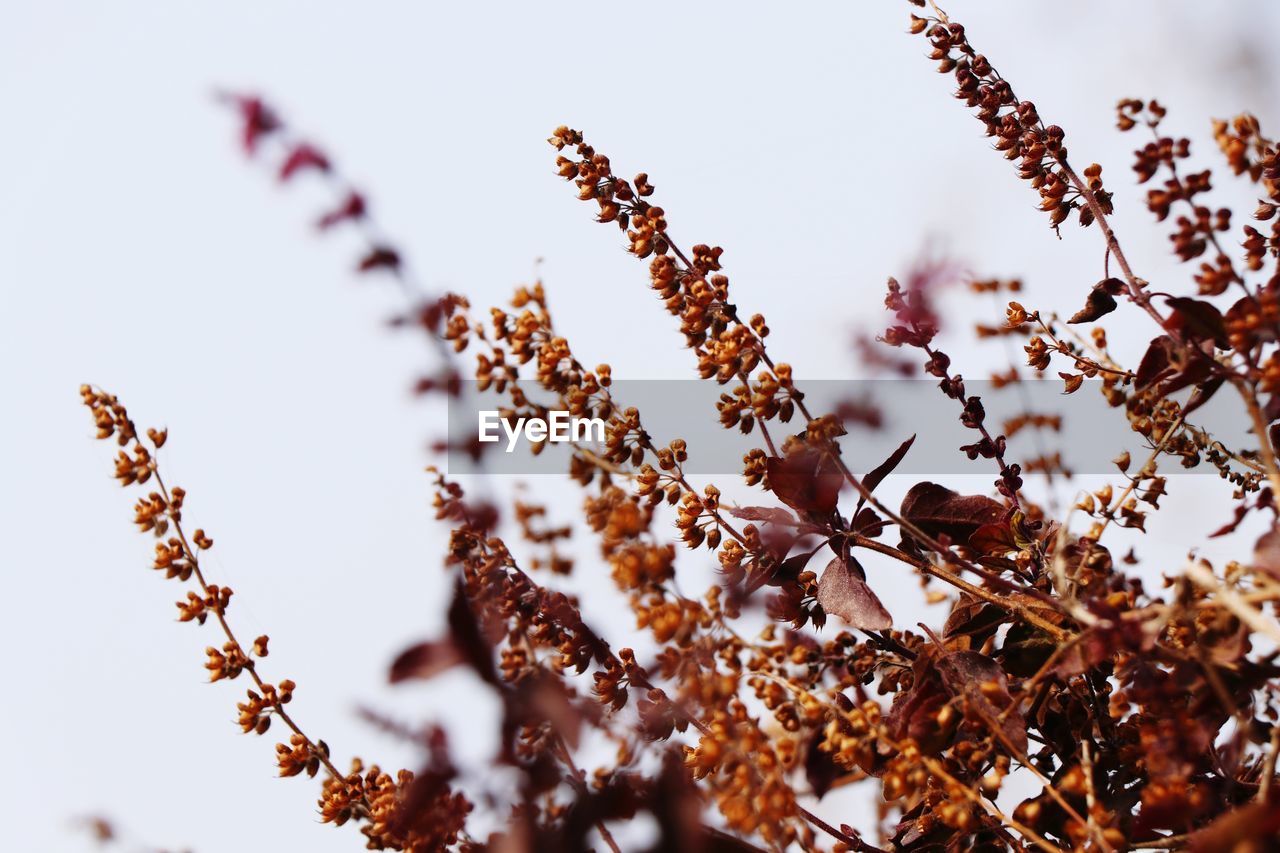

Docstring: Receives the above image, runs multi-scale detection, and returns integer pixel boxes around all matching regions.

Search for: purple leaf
[856,433,916,510]
[816,557,892,630]
[389,640,464,684]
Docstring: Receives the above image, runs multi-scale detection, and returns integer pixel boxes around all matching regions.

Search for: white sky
[3,2,1278,851]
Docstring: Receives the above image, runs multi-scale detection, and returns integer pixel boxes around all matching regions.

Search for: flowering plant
[83,3,1280,850]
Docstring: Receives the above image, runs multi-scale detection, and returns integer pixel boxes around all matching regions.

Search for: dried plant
[83,3,1280,851]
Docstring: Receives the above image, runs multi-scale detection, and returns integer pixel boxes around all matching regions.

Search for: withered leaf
[942,594,1007,645]
[900,481,1006,545]
[358,245,402,273]
[1254,524,1280,580]
[725,505,799,527]
[1000,620,1058,678]
[803,730,841,800]
[446,577,499,686]
[856,433,916,510]
[1135,335,1176,391]
[389,639,464,684]
[1182,376,1224,417]
[850,505,886,537]
[726,505,826,537]
[390,769,454,838]
[767,451,842,516]
[886,648,955,754]
[968,521,1018,556]
[816,557,891,630]
[1165,296,1229,349]
[935,650,1028,756]
[1067,280,1121,324]
[523,673,585,750]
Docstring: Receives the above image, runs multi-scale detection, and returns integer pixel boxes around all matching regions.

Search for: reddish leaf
[389,639,464,684]
[816,557,892,630]
[856,433,916,510]
[900,482,1006,545]
[942,594,1006,645]
[935,650,1028,756]
[725,505,800,527]
[886,648,954,754]
[739,547,822,601]
[1182,376,1224,417]
[804,730,841,799]
[1165,296,1229,349]
[767,451,842,515]
[1160,358,1213,399]
[524,674,585,750]
[1226,294,1279,350]
[1135,335,1176,391]
[850,505,886,537]
[446,578,498,686]
[968,521,1017,556]
[999,619,1058,677]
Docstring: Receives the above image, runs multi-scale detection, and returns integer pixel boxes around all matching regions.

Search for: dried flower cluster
[83,4,1280,851]
[81,386,470,851]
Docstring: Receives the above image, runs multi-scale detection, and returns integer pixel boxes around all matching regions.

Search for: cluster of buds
[237,678,293,735]
[552,126,776,385]
[908,3,1108,230]
[1118,98,1241,293]
[1214,114,1280,274]
[81,388,418,844]
[175,584,232,624]
[204,641,251,682]
[675,486,724,550]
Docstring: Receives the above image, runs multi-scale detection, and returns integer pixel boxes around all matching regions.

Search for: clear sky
[3,2,1278,850]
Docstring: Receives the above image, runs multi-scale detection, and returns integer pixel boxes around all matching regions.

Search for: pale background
[3,2,1278,850]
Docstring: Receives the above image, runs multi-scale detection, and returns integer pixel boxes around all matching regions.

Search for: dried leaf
[804,730,841,800]
[725,505,800,527]
[524,674,585,750]
[936,650,1028,756]
[446,578,498,686]
[1254,524,1280,580]
[886,648,954,754]
[1135,335,1176,391]
[856,433,916,510]
[1165,296,1229,349]
[968,521,1017,556]
[1067,281,1120,324]
[389,640,464,684]
[317,190,366,229]
[942,594,1007,645]
[767,451,842,516]
[900,482,1006,545]
[816,557,891,630]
